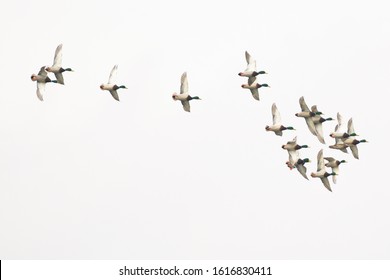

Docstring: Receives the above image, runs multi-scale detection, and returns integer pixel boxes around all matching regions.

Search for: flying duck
[265,103,295,136]
[172,72,201,112]
[45,44,74,85]
[30,66,57,101]
[100,65,127,101]
[238,51,267,77]
[310,149,336,192]
[324,157,346,184]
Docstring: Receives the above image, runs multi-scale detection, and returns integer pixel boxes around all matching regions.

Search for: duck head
[254,71,267,76]
[259,83,270,88]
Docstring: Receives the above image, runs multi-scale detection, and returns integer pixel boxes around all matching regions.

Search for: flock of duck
[30,45,367,192]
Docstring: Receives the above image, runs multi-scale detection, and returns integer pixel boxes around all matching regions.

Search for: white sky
[0,0,389,259]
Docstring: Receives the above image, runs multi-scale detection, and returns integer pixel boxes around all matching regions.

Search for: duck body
[265,103,294,136]
[99,65,127,101]
[238,51,267,77]
[31,66,57,101]
[172,72,201,112]
[310,149,335,192]
[324,157,346,184]
[45,44,73,85]
[241,76,269,101]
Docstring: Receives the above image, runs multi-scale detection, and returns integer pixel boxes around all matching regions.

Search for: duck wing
[250,88,259,100]
[180,72,188,94]
[109,90,120,101]
[38,66,47,78]
[288,150,299,165]
[287,136,297,145]
[53,44,63,67]
[245,51,256,72]
[272,103,281,125]
[337,112,343,128]
[297,164,309,180]
[54,72,64,85]
[314,122,326,144]
[108,65,118,84]
[350,145,359,159]
[331,166,339,184]
[321,177,332,192]
[305,117,317,136]
[181,100,190,112]
[324,157,336,163]
[299,96,310,111]
[347,118,356,138]
[317,149,325,172]
[36,82,45,101]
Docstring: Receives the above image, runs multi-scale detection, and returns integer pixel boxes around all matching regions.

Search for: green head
[301,145,309,148]
[359,139,368,143]
[325,117,334,121]
[119,85,127,89]
[257,71,267,75]
[315,111,323,115]
[302,158,310,163]
[340,160,347,164]
[349,132,358,137]
[260,84,270,88]
[286,126,295,130]
[65,68,74,72]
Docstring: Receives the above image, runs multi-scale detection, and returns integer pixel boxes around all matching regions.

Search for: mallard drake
[310,149,336,192]
[30,66,57,101]
[100,65,127,101]
[45,44,73,85]
[329,113,358,139]
[265,103,295,136]
[310,105,328,144]
[295,96,322,136]
[324,157,346,184]
[282,137,309,169]
[343,118,367,159]
[238,51,267,77]
[286,152,310,180]
[172,72,201,112]
[241,76,270,101]
[329,125,349,153]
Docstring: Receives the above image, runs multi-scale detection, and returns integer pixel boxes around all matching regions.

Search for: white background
[0,0,389,259]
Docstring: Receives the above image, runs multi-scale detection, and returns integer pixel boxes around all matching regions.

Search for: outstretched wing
[272,103,281,125]
[287,136,297,145]
[305,117,317,136]
[299,96,310,111]
[321,177,332,192]
[317,149,325,171]
[250,88,259,101]
[54,72,64,85]
[180,72,188,94]
[181,100,190,112]
[297,164,308,180]
[347,118,356,137]
[332,166,339,184]
[314,123,326,144]
[245,51,256,72]
[36,82,45,101]
[53,44,63,67]
[350,145,359,159]
[38,66,47,77]
[324,157,335,163]
[108,65,118,84]
[109,90,120,101]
